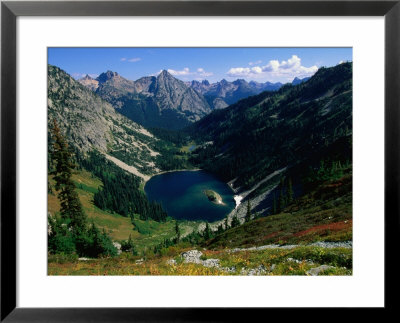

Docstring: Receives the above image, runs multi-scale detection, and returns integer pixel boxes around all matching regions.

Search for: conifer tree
[121,234,137,256]
[287,177,294,204]
[278,178,285,213]
[204,222,211,240]
[272,192,277,215]
[231,215,240,228]
[50,119,87,233]
[245,200,252,222]
[224,218,229,230]
[175,221,181,243]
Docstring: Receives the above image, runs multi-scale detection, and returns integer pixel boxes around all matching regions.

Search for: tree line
[78,150,168,222]
[271,177,294,215]
[48,119,117,257]
[152,203,259,255]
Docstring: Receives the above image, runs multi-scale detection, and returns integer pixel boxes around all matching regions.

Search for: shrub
[121,234,138,256]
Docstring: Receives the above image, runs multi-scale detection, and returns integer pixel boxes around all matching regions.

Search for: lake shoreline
[144,169,235,222]
[145,168,202,183]
[147,168,241,211]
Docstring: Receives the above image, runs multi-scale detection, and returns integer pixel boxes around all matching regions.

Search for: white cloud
[227,66,263,76]
[249,60,262,66]
[121,57,141,63]
[127,57,141,63]
[197,68,213,77]
[167,67,191,76]
[227,55,318,81]
[162,67,213,79]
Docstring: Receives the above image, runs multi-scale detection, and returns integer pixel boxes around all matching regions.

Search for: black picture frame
[1,0,399,321]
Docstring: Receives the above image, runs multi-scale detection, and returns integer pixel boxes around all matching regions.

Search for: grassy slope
[206,172,352,249]
[48,170,199,252]
[48,245,351,276]
[48,169,352,276]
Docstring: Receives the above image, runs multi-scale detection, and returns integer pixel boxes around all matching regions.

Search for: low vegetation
[48,246,351,276]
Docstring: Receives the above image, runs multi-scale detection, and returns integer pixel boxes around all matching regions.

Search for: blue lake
[144,170,235,222]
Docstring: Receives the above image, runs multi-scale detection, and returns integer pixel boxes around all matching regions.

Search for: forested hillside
[189,62,352,190]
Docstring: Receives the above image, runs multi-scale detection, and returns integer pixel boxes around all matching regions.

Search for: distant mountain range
[187,79,284,109]
[79,71,311,130]
[79,70,211,130]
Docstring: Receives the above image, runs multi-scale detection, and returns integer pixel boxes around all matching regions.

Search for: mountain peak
[233,79,247,85]
[159,69,172,77]
[82,74,94,80]
[97,70,119,83]
[157,70,177,83]
[78,73,100,91]
[292,76,311,85]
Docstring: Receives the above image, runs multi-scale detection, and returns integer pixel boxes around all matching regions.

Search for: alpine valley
[48,62,353,276]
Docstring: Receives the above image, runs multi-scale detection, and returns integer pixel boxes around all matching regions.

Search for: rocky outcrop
[306,265,335,276]
[181,250,220,268]
[78,74,99,91]
[167,244,350,276]
[48,65,161,175]
[113,242,122,255]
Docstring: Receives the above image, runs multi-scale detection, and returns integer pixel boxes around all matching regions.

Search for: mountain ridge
[188,62,352,198]
[187,78,284,109]
[78,71,312,128]
[48,64,163,180]
[79,69,212,130]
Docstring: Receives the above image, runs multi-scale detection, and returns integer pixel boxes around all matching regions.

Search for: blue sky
[48,47,352,83]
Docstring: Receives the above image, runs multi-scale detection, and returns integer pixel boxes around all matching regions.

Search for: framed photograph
[1,0,398,320]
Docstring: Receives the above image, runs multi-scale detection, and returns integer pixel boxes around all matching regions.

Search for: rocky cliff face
[78,74,99,91]
[134,76,156,94]
[49,65,161,178]
[154,70,211,118]
[80,69,212,130]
